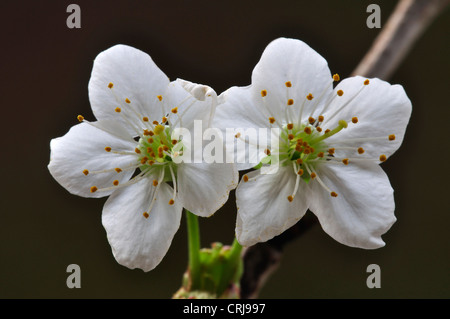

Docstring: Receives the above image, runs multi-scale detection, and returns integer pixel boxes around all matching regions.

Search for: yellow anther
[269,117,275,124]
[330,191,338,197]
[310,172,316,179]
[287,99,294,105]
[389,134,396,141]
[142,117,149,122]
[154,124,165,135]
[143,212,149,219]
[288,134,295,140]
[318,115,324,122]
[308,117,315,125]
[324,129,331,134]
[333,74,340,81]
[304,127,312,135]
[157,95,163,101]
[148,160,155,165]
[328,148,335,155]
[337,90,344,96]
[171,107,178,114]
[77,115,84,122]
[235,132,241,138]
[352,117,359,124]
[105,147,112,152]
[358,147,365,154]
[287,195,294,202]
[147,138,154,144]
[162,116,168,123]
[152,120,159,125]
[90,186,98,193]
[108,82,114,89]
[143,129,151,136]
[264,149,271,155]
[115,107,121,113]
[113,180,119,186]
[306,93,314,100]
[261,90,267,97]
[125,98,131,104]
[287,123,294,130]
[379,154,387,162]
[140,157,148,164]
[82,169,89,176]
[168,199,175,205]
[285,81,292,87]
[115,168,122,173]
[342,158,349,165]
[296,158,303,165]
[152,180,158,187]
[317,152,324,158]
[135,148,141,154]
[297,169,304,176]
[243,174,249,182]
[364,79,370,85]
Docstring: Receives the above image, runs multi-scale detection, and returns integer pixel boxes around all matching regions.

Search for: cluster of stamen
[258,76,396,202]
[78,82,196,219]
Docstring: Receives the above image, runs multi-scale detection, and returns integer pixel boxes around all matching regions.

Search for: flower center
[80,82,195,217]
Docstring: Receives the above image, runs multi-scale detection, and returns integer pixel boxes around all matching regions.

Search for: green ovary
[136,125,179,182]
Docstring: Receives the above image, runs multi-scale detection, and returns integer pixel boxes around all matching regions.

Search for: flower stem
[228,237,243,266]
[185,209,201,289]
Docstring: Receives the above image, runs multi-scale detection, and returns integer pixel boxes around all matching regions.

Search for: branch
[239,0,450,299]
[352,0,450,80]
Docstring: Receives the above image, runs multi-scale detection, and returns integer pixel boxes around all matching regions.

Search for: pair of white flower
[48,38,411,272]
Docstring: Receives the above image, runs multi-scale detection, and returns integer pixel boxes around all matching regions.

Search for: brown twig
[352,0,450,80]
[239,0,450,299]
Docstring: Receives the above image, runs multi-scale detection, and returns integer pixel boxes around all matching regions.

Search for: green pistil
[257,120,348,182]
[311,120,348,144]
[137,125,175,171]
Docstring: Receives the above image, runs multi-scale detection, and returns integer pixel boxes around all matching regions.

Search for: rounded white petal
[323,76,412,160]
[214,86,270,170]
[88,44,170,134]
[235,166,310,246]
[177,162,238,217]
[48,121,137,198]
[308,161,396,249]
[102,177,182,272]
[251,37,333,120]
[166,79,217,132]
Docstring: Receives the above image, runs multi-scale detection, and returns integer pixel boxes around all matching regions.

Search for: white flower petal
[214,85,270,170]
[236,166,310,246]
[102,177,182,272]
[177,162,238,217]
[251,37,333,120]
[88,44,170,134]
[48,121,137,198]
[308,161,396,249]
[323,76,412,160]
[166,79,217,133]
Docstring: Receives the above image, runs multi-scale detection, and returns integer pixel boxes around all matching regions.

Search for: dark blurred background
[0,0,449,298]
